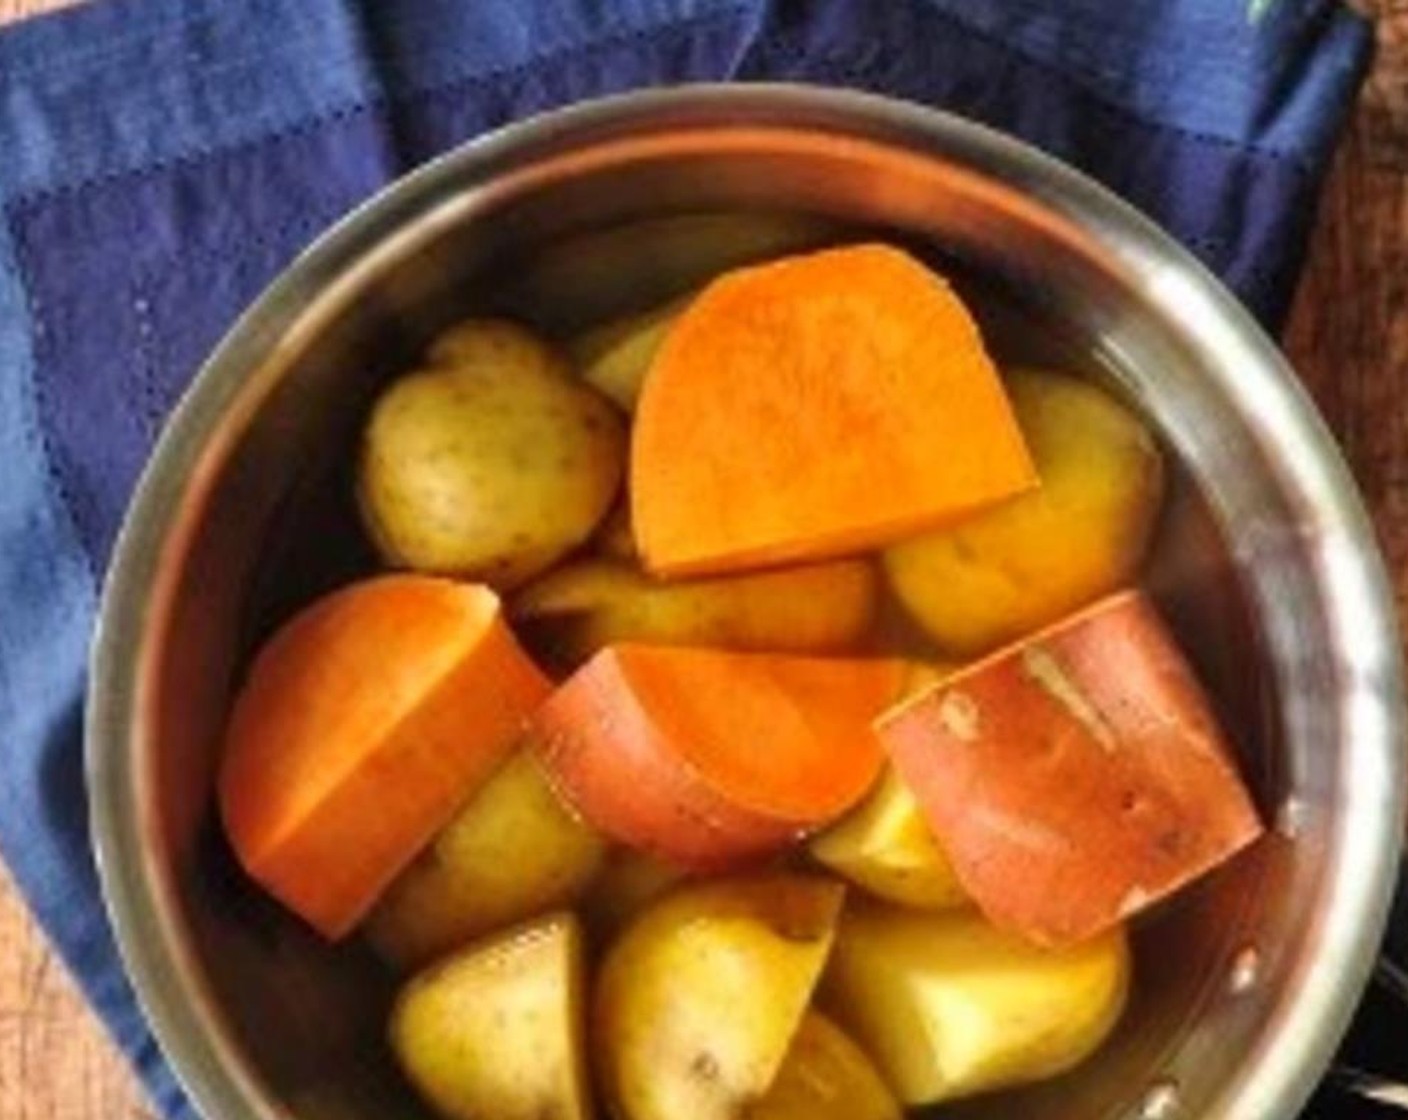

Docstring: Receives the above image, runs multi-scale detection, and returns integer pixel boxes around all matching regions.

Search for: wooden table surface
[0,0,1405,1117]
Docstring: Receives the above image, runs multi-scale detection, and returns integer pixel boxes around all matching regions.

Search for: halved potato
[822,903,1129,1105]
[884,368,1164,657]
[751,1011,900,1120]
[595,875,845,1120]
[365,749,605,969]
[389,912,590,1120]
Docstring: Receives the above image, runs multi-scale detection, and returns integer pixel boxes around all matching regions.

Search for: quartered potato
[389,912,592,1120]
[594,875,845,1120]
[884,368,1164,656]
[513,556,877,667]
[365,749,605,970]
[359,319,625,589]
[750,1011,900,1120]
[822,903,1129,1106]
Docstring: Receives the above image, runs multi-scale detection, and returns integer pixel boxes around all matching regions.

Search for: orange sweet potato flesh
[631,244,1036,577]
[878,589,1262,947]
[219,575,550,939]
[532,645,905,868]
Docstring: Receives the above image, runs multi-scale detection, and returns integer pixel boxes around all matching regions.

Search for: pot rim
[86,82,1407,1120]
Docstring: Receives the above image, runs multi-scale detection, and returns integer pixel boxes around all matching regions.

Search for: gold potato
[365,750,605,970]
[512,556,878,667]
[750,1011,900,1120]
[809,764,969,911]
[594,875,845,1120]
[884,368,1164,656]
[567,294,691,411]
[389,912,592,1120]
[822,903,1129,1106]
[359,319,625,589]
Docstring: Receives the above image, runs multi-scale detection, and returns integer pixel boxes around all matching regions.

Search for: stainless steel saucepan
[87,85,1406,1120]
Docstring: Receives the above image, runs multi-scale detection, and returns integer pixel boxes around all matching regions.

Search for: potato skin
[364,749,606,970]
[389,912,591,1120]
[822,903,1129,1106]
[884,368,1164,656]
[359,318,625,590]
[594,875,844,1120]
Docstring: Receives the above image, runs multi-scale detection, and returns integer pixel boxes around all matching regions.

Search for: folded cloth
[0,1,1374,1116]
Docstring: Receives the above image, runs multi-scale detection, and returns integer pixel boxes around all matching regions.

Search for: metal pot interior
[104,96,1402,1120]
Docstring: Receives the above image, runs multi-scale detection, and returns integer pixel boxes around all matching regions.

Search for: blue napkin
[0,1,1373,1116]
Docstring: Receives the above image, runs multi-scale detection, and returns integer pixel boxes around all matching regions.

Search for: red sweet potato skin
[532,648,793,868]
[878,589,1263,946]
[532,645,899,869]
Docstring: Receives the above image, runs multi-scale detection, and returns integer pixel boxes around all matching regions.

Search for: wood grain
[0,864,151,1119]
[0,1,1404,1119]
[1284,0,1408,622]
[0,0,75,19]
